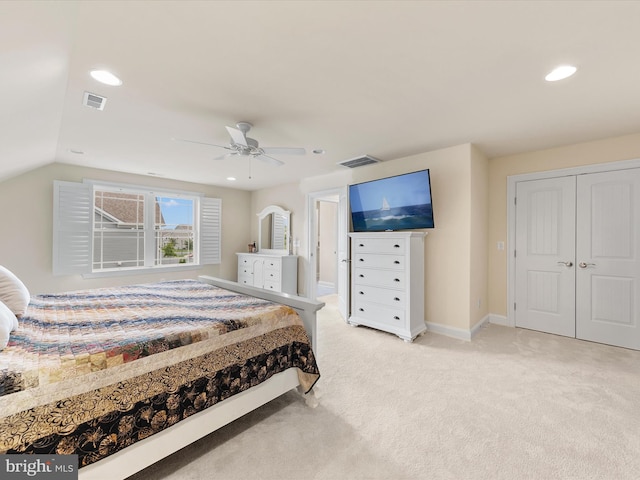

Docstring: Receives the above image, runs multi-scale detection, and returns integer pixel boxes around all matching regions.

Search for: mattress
[0,279,319,467]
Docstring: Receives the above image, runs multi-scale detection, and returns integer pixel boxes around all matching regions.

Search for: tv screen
[349,169,434,232]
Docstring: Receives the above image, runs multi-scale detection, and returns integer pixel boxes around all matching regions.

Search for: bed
[0,274,323,480]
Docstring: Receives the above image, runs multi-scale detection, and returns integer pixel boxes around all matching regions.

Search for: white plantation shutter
[272,213,285,250]
[53,180,93,275]
[200,197,221,264]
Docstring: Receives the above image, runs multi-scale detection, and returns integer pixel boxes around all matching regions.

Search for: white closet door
[515,177,576,337]
[576,168,640,350]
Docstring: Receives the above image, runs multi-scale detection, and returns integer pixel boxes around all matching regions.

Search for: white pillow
[0,300,16,350]
[0,265,30,317]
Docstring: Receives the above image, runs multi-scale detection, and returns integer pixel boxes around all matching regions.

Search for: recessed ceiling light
[227,177,237,181]
[313,149,325,155]
[545,65,577,82]
[69,149,84,155]
[90,69,123,86]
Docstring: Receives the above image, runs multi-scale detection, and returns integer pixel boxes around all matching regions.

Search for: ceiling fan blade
[256,154,284,167]
[212,152,235,161]
[172,137,230,149]
[261,147,306,155]
[225,126,248,146]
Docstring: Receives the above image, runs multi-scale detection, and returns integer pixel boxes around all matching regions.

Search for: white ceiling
[3,1,640,190]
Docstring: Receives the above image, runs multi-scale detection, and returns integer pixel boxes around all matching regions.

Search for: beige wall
[469,144,489,328]
[256,143,484,332]
[488,132,640,317]
[0,162,252,294]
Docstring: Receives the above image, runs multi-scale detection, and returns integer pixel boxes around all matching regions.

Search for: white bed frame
[78,276,324,480]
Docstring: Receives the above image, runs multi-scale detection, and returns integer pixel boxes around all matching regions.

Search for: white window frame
[53,180,221,277]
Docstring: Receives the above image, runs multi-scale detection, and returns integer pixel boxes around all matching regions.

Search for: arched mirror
[257,205,290,254]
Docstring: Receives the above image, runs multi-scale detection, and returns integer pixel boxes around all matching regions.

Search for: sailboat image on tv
[349,169,435,232]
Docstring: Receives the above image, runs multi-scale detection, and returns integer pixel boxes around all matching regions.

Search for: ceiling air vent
[83,91,107,110]
[337,154,381,168]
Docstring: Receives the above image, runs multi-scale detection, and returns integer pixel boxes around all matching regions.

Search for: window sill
[82,264,203,279]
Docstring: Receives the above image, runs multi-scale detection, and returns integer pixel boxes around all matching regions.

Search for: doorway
[307,187,349,320]
[316,199,338,296]
[509,164,640,350]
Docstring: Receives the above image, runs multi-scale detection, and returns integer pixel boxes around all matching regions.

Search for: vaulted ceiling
[3,1,640,190]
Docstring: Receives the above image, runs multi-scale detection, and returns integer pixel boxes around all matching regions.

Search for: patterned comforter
[0,279,319,467]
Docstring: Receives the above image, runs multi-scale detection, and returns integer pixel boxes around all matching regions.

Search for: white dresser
[348,232,426,342]
[236,253,298,295]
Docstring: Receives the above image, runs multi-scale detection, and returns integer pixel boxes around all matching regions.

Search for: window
[53,180,221,276]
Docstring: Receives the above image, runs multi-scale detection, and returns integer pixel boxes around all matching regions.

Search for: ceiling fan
[175,121,306,166]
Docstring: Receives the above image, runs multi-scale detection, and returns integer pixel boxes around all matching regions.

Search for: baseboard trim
[426,314,509,341]
[489,313,512,327]
[426,318,480,341]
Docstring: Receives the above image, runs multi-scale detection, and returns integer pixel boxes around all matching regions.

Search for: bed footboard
[198,275,324,351]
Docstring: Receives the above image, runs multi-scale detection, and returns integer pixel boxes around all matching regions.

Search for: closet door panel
[576,168,640,350]
[514,177,576,337]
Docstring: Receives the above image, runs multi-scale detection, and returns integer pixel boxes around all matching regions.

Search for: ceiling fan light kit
[175,121,306,168]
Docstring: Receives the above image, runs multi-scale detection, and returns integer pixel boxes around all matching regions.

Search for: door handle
[578,262,596,269]
[557,261,573,267]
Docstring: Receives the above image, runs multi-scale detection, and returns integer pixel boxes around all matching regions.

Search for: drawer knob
[359,258,365,262]
[394,244,400,248]
[359,243,365,247]
[359,308,365,312]
[394,297,400,301]
[394,260,400,264]
[394,278,400,282]
[393,316,400,320]
[359,291,364,295]
[359,274,365,278]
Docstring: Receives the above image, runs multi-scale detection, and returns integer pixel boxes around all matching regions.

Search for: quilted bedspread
[1,279,311,396]
[0,279,319,466]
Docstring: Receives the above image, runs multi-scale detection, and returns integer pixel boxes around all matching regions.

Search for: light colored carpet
[129,295,640,480]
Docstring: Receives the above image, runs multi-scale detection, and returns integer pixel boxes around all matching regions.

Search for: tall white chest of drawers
[236,253,298,295]
[348,232,426,342]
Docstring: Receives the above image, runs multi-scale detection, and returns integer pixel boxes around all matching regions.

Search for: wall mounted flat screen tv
[349,169,435,232]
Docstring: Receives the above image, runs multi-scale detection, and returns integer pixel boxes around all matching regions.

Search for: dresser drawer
[263,279,282,292]
[262,269,281,283]
[353,300,405,328]
[354,267,405,289]
[238,266,253,276]
[353,284,406,308]
[263,258,281,271]
[353,253,405,270]
[238,273,253,286]
[352,237,406,255]
[237,255,254,271]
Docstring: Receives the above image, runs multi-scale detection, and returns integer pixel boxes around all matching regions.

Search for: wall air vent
[337,154,381,168]
[83,91,107,110]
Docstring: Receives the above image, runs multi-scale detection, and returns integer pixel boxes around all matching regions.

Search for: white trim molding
[426,314,490,341]
[489,313,511,327]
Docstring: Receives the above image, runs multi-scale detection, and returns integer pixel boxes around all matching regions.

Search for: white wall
[0,162,252,294]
